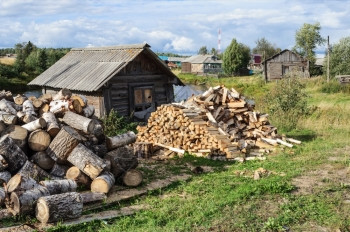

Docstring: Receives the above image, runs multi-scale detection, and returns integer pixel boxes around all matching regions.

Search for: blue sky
[0,0,349,56]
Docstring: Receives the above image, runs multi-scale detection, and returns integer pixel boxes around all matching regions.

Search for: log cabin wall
[104,52,175,119]
[181,62,191,73]
[265,50,309,81]
[43,88,105,118]
[191,63,204,74]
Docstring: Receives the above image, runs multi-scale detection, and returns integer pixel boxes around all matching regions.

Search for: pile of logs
[0,89,142,224]
[137,85,301,161]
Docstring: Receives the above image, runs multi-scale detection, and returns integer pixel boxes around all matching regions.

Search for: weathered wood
[105,146,138,178]
[6,173,38,193]
[49,100,70,114]
[36,192,83,223]
[0,154,8,171]
[0,209,12,220]
[30,151,55,170]
[0,99,17,115]
[0,187,6,205]
[66,166,91,186]
[122,169,143,187]
[154,143,185,154]
[28,129,51,152]
[0,121,6,134]
[18,160,50,181]
[39,179,77,195]
[49,163,71,178]
[0,135,27,174]
[22,100,36,116]
[0,171,11,184]
[21,118,47,132]
[62,111,95,133]
[42,112,60,137]
[0,111,17,125]
[276,138,293,148]
[22,114,37,123]
[91,171,115,193]
[9,185,50,215]
[46,126,82,163]
[133,142,153,158]
[1,125,28,150]
[106,131,136,151]
[52,88,72,101]
[80,192,106,203]
[82,105,95,118]
[71,95,88,108]
[67,143,106,179]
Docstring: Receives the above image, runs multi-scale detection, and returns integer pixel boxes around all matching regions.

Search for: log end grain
[122,169,143,187]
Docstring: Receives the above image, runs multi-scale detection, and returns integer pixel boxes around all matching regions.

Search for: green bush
[320,79,350,94]
[263,76,313,131]
[101,109,138,137]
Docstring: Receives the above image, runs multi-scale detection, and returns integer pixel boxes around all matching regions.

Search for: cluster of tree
[198,46,219,56]
[0,41,70,79]
[156,52,188,58]
[0,48,16,56]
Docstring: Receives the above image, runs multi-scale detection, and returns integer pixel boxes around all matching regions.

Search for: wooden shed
[28,43,184,121]
[181,55,222,74]
[263,49,309,81]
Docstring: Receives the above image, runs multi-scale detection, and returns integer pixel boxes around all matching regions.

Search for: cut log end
[36,198,49,223]
[122,169,143,187]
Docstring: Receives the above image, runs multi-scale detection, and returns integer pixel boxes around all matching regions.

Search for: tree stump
[18,160,50,181]
[0,171,11,184]
[6,173,38,192]
[106,131,136,151]
[9,185,50,215]
[122,169,143,187]
[62,111,95,134]
[66,166,91,186]
[28,129,51,152]
[22,118,47,132]
[30,151,55,170]
[1,125,28,151]
[91,171,115,193]
[39,179,77,195]
[46,126,83,163]
[134,142,154,158]
[67,143,106,179]
[105,146,138,178]
[52,88,72,101]
[36,192,83,223]
[42,112,60,137]
[0,135,27,174]
[50,163,71,178]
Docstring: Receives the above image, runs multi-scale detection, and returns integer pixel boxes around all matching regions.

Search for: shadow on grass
[286,129,317,142]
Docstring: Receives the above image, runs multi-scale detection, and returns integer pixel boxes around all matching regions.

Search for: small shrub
[101,109,138,137]
[320,79,350,94]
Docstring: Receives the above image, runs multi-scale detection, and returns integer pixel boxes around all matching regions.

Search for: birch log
[91,171,115,193]
[83,105,95,118]
[39,179,77,195]
[39,93,52,103]
[18,160,50,181]
[28,129,51,151]
[39,103,50,116]
[6,173,38,192]
[66,166,91,185]
[67,143,106,179]
[36,192,83,223]
[0,135,27,174]
[46,126,82,163]
[30,151,55,170]
[22,114,37,124]
[33,99,43,109]
[0,171,11,184]
[0,99,17,115]
[49,100,69,114]
[0,111,17,125]
[9,185,50,215]
[0,90,12,101]
[42,112,60,137]
[62,111,95,133]
[52,88,72,101]
[22,118,47,131]
[1,125,28,150]
[22,100,36,116]
[106,131,136,151]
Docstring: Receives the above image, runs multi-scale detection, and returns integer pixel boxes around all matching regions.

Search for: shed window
[134,86,153,112]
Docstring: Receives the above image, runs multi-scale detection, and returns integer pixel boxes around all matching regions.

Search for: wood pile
[0,88,142,224]
[137,85,300,161]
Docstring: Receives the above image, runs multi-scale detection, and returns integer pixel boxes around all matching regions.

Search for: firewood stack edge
[0,89,141,224]
[137,85,301,161]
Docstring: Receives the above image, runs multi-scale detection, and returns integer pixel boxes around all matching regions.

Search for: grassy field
[0,56,16,65]
[4,75,350,231]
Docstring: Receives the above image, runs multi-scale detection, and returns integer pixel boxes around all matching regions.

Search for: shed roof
[182,55,222,64]
[29,43,183,92]
[262,49,306,64]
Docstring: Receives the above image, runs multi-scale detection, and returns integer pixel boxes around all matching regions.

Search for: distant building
[250,54,262,69]
[262,49,309,81]
[168,57,186,68]
[181,55,222,74]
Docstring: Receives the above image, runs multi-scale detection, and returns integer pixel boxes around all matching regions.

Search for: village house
[263,49,309,81]
[181,55,222,74]
[28,43,184,121]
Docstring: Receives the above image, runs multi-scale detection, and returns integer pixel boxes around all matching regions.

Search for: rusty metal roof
[28,43,183,92]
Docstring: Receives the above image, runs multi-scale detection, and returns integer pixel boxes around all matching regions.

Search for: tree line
[0,41,70,79]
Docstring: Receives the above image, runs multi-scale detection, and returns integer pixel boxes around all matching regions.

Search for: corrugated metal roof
[182,55,222,64]
[168,57,186,62]
[28,43,183,91]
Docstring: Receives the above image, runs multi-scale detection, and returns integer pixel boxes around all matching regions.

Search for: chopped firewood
[122,169,143,187]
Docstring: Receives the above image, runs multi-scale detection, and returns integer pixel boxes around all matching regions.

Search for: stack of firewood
[137,85,301,161]
[0,88,142,224]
